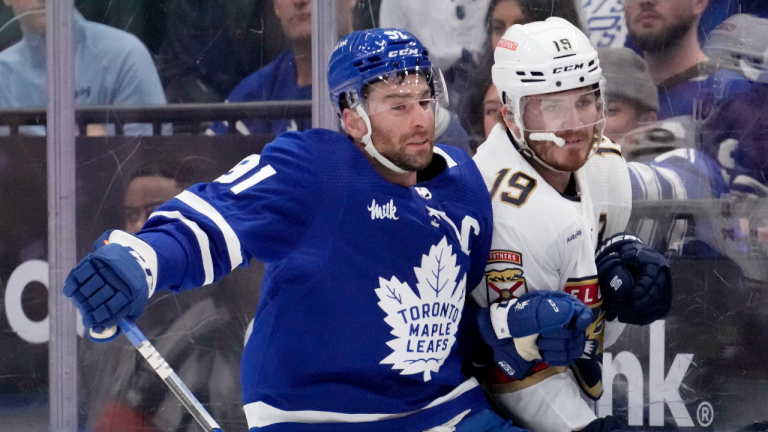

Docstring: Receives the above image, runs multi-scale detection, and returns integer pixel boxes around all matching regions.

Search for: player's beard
[526,126,595,172]
[631,11,696,54]
[371,127,436,172]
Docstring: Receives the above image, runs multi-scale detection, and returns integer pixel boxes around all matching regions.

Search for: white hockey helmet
[492,17,605,169]
[704,14,768,83]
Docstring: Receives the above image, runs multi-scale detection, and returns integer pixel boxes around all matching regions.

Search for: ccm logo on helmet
[389,48,420,57]
[553,63,584,74]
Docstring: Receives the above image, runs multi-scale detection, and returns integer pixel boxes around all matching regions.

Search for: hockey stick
[114,321,223,432]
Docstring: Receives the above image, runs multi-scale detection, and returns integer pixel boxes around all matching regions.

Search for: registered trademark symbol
[697,401,714,427]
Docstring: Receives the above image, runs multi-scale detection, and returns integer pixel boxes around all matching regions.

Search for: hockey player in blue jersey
[58,27,598,432]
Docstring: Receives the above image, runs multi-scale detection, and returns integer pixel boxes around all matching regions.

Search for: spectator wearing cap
[598,47,659,142]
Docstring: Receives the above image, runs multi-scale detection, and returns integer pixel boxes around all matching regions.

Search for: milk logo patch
[375,236,467,381]
[368,199,399,220]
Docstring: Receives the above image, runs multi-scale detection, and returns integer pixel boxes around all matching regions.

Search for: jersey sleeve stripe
[231,164,277,194]
[654,166,687,200]
[150,210,215,286]
[628,163,656,200]
[175,190,244,270]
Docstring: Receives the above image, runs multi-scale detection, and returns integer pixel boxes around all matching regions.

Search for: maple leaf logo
[375,236,467,382]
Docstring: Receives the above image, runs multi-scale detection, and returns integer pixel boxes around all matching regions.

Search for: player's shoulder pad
[594,137,623,158]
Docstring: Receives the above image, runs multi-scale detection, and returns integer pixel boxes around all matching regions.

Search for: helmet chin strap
[354,105,409,174]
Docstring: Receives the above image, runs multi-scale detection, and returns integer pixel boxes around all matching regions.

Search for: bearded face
[626,0,699,53]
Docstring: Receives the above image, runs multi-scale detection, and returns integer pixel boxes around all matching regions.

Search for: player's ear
[502,106,520,135]
[342,108,368,139]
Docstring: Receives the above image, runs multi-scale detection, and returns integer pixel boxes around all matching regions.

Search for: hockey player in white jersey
[471,18,673,432]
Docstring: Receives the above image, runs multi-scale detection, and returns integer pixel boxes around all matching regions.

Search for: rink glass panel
[2,1,768,432]
[0,1,380,431]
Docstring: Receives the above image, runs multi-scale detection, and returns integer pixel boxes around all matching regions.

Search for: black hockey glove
[595,233,672,326]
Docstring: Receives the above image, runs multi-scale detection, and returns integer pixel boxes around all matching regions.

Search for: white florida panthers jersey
[470,124,632,432]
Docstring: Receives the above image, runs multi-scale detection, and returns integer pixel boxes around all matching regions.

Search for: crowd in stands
[4,0,768,430]
[1,0,767,147]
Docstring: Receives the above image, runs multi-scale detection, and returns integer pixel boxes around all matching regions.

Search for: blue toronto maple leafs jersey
[137,128,494,432]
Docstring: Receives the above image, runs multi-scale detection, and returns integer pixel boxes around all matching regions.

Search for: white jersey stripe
[176,190,243,270]
[243,377,479,428]
[654,166,686,200]
[231,165,276,194]
[150,211,215,286]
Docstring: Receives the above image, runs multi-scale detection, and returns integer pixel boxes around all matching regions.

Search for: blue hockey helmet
[327,27,448,117]
[326,27,448,174]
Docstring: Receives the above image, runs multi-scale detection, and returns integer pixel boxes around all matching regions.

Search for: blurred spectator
[627,69,760,252]
[75,0,169,55]
[0,2,165,136]
[588,0,768,50]
[704,14,768,82]
[598,47,659,142]
[379,0,491,116]
[123,157,216,234]
[208,0,471,152]
[623,0,768,54]
[82,156,259,432]
[158,0,288,103]
[482,83,501,138]
[624,0,713,120]
[487,0,583,47]
[380,0,490,72]
[620,116,696,162]
[464,0,583,147]
[0,2,19,51]
[624,70,768,419]
[696,71,768,198]
[206,0,356,136]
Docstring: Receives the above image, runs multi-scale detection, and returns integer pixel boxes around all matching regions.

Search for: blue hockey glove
[477,291,593,379]
[63,231,153,342]
[477,310,533,379]
[596,233,672,326]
